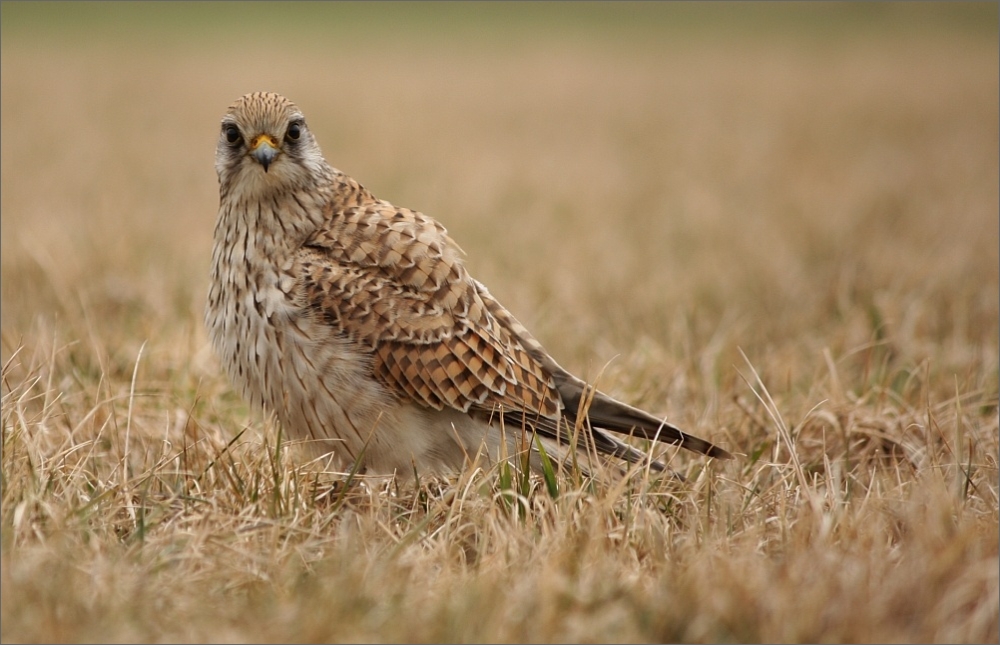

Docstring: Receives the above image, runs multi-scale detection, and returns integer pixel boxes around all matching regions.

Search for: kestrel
[206,92,731,476]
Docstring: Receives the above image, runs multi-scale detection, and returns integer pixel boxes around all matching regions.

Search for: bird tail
[552,371,733,460]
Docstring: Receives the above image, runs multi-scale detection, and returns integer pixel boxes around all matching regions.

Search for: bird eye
[224,125,241,145]
[286,122,302,142]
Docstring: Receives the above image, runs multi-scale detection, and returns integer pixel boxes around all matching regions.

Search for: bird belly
[207,274,562,476]
[209,295,494,474]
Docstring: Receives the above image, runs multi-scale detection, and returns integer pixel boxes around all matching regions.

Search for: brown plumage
[206,92,732,476]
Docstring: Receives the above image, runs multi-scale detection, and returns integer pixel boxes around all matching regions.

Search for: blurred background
[2,2,997,412]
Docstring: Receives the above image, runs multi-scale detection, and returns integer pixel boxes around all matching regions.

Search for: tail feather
[500,409,668,471]
[553,371,733,460]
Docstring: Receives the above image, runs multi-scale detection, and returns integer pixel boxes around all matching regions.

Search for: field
[2,3,998,642]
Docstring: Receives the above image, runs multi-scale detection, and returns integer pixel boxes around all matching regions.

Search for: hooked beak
[250,134,279,172]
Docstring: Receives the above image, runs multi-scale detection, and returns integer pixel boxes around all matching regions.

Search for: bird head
[216,92,327,197]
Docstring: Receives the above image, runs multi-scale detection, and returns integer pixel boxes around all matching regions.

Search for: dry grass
[2,4,998,643]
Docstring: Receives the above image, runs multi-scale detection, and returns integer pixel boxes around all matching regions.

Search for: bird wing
[295,203,563,419]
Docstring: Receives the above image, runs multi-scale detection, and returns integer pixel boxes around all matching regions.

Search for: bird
[206,91,731,478]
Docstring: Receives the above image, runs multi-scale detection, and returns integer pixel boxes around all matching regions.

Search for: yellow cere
[250,134,279,150]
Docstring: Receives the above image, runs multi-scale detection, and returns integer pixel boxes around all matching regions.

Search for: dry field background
[2,3,998,643]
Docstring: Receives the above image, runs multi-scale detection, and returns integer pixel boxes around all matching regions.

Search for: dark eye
[224,125,241,145]
[286,122,302,142]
